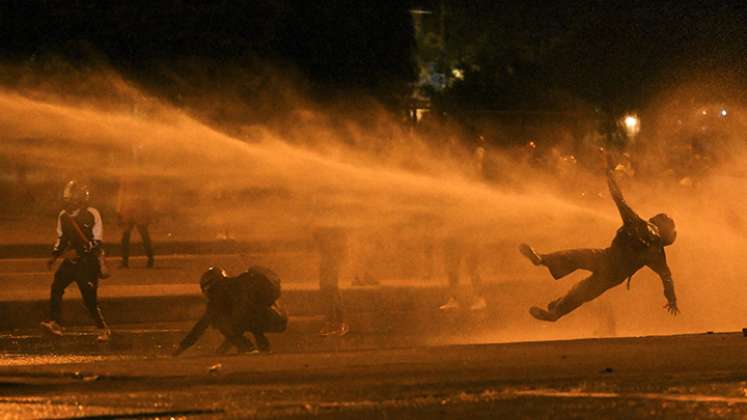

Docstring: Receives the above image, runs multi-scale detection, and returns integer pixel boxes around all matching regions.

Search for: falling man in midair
[519,161,679,321]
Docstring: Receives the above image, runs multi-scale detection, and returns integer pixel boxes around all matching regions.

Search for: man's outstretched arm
[606,170,641,226]
[648,252,679,315]
[173,314,210,356]
[661,276,679,315]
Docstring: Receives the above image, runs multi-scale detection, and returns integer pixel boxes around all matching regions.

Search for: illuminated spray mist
[1,69,747,342]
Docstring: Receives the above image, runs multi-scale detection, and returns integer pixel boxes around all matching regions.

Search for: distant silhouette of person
[439,233,486,311]
[117,174,155,268]
[350,224,389,287]
[520,162,679,321]
[313,227,349,336]
[351,230,379,287]
[473,135,487,179]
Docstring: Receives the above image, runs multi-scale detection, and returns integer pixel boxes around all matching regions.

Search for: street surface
[2,252,745,418]
[1,326,747,418]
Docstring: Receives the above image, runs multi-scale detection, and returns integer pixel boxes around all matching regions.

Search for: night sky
[2,1,747,111]
[0,1,415,102]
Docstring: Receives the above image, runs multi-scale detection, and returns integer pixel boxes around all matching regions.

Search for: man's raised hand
[664,301,680,316]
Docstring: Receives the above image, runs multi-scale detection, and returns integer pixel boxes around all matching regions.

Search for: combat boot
[529,306,558,322]
[519,244,542,265]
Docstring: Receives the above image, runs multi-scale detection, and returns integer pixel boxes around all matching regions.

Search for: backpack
[243,265,282,306]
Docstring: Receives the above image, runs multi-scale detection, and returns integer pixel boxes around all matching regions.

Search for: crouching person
[173,265,288,356]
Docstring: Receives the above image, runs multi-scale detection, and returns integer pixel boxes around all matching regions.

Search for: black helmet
[63,180,90,209]
[649,213,676,246]
[200,266,227,294]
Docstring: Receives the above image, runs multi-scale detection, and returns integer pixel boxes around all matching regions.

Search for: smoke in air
[1,64,746,342]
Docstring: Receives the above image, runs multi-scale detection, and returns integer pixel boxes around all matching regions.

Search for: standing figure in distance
[313,227,349,336]
[117,174,155,268]
[520,167,679,322]
[439,233,486,312]
[173,266,288,356]
[41,180,111,342]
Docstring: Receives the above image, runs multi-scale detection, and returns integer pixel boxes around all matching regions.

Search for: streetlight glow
[624,115,638,130]
[621,113,640,139]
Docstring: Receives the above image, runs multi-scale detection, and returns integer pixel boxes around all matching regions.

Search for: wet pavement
[1,325,747,418]
[0,253,317,290]
[3,252,747,418]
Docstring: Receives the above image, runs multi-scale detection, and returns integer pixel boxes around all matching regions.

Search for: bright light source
[451,68,464,80]
[720,109,728,117]
[624,115,638,129]
[621,114,640,138]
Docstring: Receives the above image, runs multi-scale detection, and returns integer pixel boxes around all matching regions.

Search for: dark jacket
[175,266,284,354]
[606,173,676,304]
[52,207,103,258]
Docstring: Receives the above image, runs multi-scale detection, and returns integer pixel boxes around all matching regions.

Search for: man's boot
[529,306,558,322]
[519,244,542,265]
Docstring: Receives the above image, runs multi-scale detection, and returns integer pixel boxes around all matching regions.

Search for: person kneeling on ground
[173,265,288,356]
